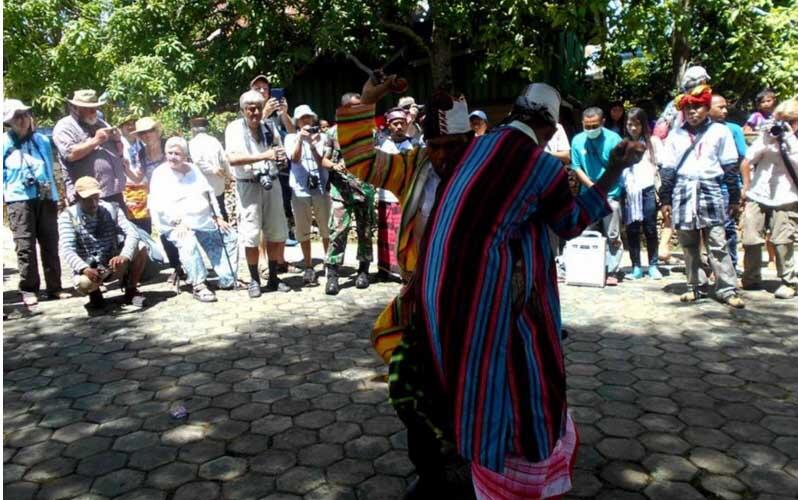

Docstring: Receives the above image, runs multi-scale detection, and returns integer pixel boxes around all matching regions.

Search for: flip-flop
[21,292,38,307]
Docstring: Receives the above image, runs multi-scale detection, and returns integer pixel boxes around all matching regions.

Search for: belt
[237,178,259,184]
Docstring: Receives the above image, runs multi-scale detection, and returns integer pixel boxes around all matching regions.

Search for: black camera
[307,174,320,190]
[306,126,320,134]
[771,121,789,137]
[255,171,275,191]
[24,175,37,188]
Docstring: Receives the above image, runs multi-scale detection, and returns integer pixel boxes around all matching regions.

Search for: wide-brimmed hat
[3,99,32,124]
[134,117,160,134]
[292,104,317,122]
[67,89,106,108]
[74,176,102,198]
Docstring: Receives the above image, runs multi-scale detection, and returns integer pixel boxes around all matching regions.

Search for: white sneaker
[774,285,797,299]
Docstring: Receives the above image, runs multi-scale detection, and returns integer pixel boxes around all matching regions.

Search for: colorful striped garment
[416,123,610,473]
[337,103,436,363]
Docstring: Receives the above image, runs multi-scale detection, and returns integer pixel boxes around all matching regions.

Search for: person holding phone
[53,90,128,209]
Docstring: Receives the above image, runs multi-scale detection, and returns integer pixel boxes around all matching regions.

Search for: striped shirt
[58,201,139,273]
[416,124,610,472]
[659,120,740,230]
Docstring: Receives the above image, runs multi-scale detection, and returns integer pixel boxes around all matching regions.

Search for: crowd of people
[4,63,798,499]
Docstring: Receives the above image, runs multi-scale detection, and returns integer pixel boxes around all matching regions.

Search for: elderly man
[413,83,644,497]
[150,137,238,302]
[398,95,423,143]
[740,98,798,299]
[284,104,332,286]
[571,107,625,285]
[189,117,231,221]
[53,90,127,206]
[58,176,148,310]
[659,85,745,308]
[225,90,290,297]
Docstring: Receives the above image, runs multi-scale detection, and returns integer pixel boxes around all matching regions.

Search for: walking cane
[205,191,239,290]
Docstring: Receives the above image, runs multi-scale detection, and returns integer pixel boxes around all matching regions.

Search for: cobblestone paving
[4,226,797,499]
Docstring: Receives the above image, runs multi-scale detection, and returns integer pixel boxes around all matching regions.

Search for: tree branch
[379,19,430,57]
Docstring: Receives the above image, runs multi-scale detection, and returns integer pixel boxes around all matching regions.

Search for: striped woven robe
[336,103,439,363]
[416,122,610,473]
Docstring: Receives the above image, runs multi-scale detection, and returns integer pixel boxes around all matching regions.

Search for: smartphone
[271,88,285,101]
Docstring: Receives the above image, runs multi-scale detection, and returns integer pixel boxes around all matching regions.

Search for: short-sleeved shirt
[725,122,747,158]
[744,133,798,207]
[3,131,60,202]
[571,127,623,199]
[189,133,230,196]
[283,133,329,198]
[224,118,277,180]
[746,111,773,132]
[53,114,127,201]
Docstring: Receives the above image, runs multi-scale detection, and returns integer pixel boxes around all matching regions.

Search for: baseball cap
[469,110,488,122]
[75,177,102,198]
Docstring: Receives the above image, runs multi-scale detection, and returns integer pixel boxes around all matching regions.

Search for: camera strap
[778,140,798,191]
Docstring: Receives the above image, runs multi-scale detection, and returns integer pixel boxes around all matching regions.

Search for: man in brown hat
[53,90,127,207]
[58,176,148,310]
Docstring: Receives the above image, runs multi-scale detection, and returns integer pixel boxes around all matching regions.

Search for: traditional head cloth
[422,91,470,139]
[674,84,713,110]
[385,108,409,124]
[513,83,561,126]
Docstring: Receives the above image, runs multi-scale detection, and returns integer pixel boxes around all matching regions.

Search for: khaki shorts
[292,194,332,242]
[236,180,289,247]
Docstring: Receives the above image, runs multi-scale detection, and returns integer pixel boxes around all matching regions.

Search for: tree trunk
[428,2,453,89]
[671,0,691,89]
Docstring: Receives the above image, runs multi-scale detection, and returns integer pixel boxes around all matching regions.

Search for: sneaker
[648,266,663,280]
[248,280,262,298]
[266,278,291,293]
[724,293,746,309]
[625,267,644,280]
[774,284,797,299]
[303,268,319,286]
[326,274,340,295]
[20,291,38,307]
[124,288,147,308]
[606,275,619,286]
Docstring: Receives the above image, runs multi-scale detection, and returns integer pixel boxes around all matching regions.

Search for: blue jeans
[721,185,738,268]
[167,228,238,288]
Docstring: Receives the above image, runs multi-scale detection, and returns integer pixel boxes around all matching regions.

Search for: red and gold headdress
[674,84,713,110]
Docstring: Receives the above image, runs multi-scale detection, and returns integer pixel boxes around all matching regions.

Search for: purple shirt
[53,114,127,202]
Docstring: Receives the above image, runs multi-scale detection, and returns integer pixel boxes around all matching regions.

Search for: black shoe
[248,280,262,298]
[266,278,291,293]
[86,291,106,310]
[377,270,402,283]
[326,267,340,295]
[355,272,369,289]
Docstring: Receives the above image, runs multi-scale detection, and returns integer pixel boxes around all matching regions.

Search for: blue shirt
[3,131,60,202]
[571,127,623,199]
[725,122,747,158]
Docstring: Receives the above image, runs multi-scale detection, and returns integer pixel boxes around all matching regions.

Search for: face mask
[585,127,602,140]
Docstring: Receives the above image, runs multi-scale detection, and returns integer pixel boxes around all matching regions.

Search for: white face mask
[585,127,602,140]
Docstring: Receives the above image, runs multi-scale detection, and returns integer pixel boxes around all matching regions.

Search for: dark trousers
[6,199,62,293]
[216,194,228,222]
[626,186,659,268]
[721,186,739,268]
[160,234,182,273]
[278,174,295,239]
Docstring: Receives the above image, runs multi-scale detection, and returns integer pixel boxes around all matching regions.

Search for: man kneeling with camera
[58,176,148,311]
[284,105,332,287]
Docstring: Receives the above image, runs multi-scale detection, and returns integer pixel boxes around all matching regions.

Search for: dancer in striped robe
[413,84,645,498]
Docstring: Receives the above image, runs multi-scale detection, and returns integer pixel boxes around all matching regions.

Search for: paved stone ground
[3,225,797,500]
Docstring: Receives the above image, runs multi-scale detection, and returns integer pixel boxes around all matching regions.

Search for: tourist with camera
[53,90,127,207]
[284,105,332,287]
[225,90,291,297]
[740,98,798,299]
[58,176,148,311]
[3,99,65,306]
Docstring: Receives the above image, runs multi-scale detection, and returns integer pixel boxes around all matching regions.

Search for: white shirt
[283,133,328,198]
[148,163,220,233]
[624,137,662,192]
[545,124,570,154]
[745,133,798,206]
[189,132,230,196]
[224,118,274,180]
[662,121,738,178]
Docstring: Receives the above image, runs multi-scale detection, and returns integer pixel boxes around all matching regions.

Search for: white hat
[680,66,710,92]
[292,104,317,122]
[515,83,561,125]
[469,110,488,122]
[4,99,32,124]
[398,96,416,108]
[67,89,106,108]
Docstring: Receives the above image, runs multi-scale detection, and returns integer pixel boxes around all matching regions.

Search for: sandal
[124,288,147,309]
[21,291,38,307]
[192,283,217,303]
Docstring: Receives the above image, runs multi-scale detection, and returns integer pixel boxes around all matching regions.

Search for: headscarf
[674,84,713,110]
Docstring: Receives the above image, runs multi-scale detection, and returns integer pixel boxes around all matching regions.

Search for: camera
[24,175,37,188]
[307,174,320,190]
[770,121,789,138]
[306,126,320,134]
[255,171,275,191]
